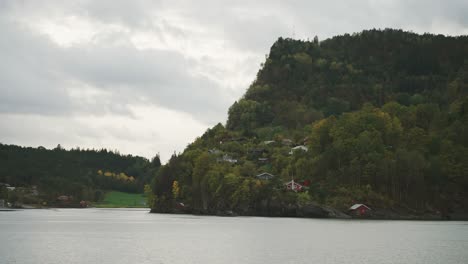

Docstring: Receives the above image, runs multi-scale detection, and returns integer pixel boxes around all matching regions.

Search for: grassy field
[95,191,147,208]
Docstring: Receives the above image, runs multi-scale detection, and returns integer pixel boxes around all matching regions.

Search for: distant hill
[149,29,468,218]
[0,143,161,203]
[227,29,468,131]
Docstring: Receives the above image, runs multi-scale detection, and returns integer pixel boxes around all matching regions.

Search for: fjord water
[0,209,467,264]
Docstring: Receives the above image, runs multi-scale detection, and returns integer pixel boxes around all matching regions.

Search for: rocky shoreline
[150,202,468,220]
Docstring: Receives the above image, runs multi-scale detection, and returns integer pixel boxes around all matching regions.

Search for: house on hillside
[57,195,72,203]
[217,154,237,164]
[289,145,308,155]
[263,140,276,145]
[30,186,39,196]
[226,137,247,143]
[79,200,88,208]
[348,204,371,216]
[285,179,303,192]
[256,172,275,180]
[282,139,293,146]
[208,148,222,155]
[249,148,268,156]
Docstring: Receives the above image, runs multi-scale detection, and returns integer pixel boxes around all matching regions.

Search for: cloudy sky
[0,0,467,162]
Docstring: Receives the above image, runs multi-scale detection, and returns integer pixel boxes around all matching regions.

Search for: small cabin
[30,186,39,196]
[208,148,221,155]
[282,139,293,146]
[263,140,276,145]
[249,148,268,156]
[217,155,237,164]
[57,195,72,202]
[289,145,308,155]
[256,172,274,180]
[348,204,371,216]
[175,202,186,209]
[285,179,303,192]
[79,200,88,208]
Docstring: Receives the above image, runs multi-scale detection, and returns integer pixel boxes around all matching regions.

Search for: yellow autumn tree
[118,172,128,181]
[172,181,180,199]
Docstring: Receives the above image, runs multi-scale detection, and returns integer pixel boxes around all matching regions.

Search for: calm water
[0,209,467,264]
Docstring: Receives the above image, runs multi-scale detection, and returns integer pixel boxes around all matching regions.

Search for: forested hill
[228,29,468,130]
[153,29,468,218]
[0,143,161,202]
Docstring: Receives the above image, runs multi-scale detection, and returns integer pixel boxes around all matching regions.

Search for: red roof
[285,180,303,191]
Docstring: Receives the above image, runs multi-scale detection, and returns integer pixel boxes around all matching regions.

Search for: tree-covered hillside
[155,29,467,218]
[228,29,467,130]
[0,144,161,203]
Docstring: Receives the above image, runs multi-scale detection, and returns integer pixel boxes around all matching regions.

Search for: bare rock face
[300,204,329,218]
[322,206,351,219]
[297,203,351,219]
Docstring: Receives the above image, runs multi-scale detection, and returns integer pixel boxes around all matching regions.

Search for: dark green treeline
[0,144,161,202]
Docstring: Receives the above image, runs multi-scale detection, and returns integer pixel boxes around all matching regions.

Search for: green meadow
[95,191,147,208]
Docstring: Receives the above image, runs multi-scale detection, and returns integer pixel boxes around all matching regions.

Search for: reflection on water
[0,209,467,264]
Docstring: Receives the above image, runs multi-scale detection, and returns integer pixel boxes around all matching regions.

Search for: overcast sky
[0,0,467,162]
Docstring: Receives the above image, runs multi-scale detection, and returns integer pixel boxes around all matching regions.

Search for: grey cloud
[62,41,228,121]
[6,1,466,55]
[0,0,159,26]
[0,19,73,115]
[284,0,468,39]
[396,0,468,26]
[185,0,468,50]
[0,16,229,123]
[222,14,289,53]
[80,0,162,28]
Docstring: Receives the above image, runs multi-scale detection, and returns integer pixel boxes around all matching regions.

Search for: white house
[289,145,308,155]
[218,154,237,164]
[282,139,293,146]
[256,172,275,180]
[208,148,222,155]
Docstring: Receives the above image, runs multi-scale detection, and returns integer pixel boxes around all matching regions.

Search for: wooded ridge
[149,29,468,219]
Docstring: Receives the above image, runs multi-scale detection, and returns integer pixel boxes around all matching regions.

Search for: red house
[348,204,371,216]
[284,179,303,192]
[57,195,72,203]
[302,179,311,187]
[79,200,88,208]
